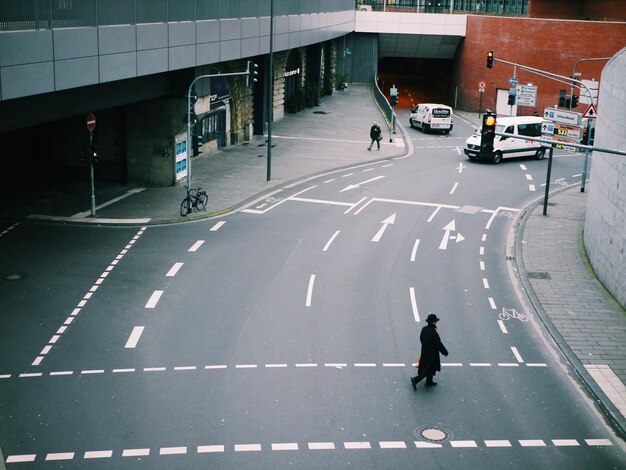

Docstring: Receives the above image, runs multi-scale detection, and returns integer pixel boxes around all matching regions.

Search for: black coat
[417,324,449,377]
[370,125,381,140]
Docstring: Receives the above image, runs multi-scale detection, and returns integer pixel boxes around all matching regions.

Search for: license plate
[430,124,448,129]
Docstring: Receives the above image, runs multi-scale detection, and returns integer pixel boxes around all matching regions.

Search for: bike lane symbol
[499,308,528,321]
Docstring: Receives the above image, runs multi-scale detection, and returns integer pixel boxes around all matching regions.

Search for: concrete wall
[0,9,355,102]
[583,47,626,309]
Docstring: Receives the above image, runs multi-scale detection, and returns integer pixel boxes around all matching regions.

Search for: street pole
[267,0,274,182]
[89,130,96,217]
[543,147,554,216]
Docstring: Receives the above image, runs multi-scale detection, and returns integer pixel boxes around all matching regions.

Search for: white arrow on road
[438,219,465,250]
[372,213,396,242]
[340,175,385,192]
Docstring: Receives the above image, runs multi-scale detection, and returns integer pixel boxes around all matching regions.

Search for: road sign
[86,113,96,131]
[515,84,537,106]
[478,81,486,89]
[508,77,519,86]
[479,88,485,93]
[543,108,582,126]
[541,121,582,141]
[551,138,577,153]
[583,103,598,119]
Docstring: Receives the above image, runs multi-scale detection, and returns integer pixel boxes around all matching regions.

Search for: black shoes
[425,380,437,387]
[411,377,417,390]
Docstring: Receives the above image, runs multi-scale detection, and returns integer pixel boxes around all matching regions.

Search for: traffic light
[187,87,198,125]
[487,50,494,69]
[571,94,579,108]
[480,112,497,156]
[246,60,258,86]
[192,132,203,157]
[507,88,516,106]
[558,89,566,108]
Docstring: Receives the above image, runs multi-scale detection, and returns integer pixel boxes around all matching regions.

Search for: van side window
[518,123,541,137]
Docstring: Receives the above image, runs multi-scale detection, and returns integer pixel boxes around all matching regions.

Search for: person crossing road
[411,313,449,388]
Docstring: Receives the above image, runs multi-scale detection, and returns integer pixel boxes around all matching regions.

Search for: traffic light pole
[186,70,250,189]
[490,55,598,192]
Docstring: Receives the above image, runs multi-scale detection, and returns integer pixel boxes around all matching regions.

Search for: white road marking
[480,261,485,270]
[519,440,546,447]
[552,439,579,446]
[345,196,367,214]
[6,455,36,463]
[380,441,407,449]
[354,363,377,367]
[480,246,485,255]
[525,174,533,181]
[520,164,527,170]
[344,442,371,449]
[144,367,166,372]
[160,447,187,455]
[511,346,524,363]
[290,196,353,208]
[306,274,316,307]
[19,373,42,378]
[383,363,405,367]
[409,287,420,322]
[529,184,536,191]
[342,172,354,178]
[31,357,43,366]
[451,441,477,448]
[308,442,335,450]
[46,452,75,461]
[457,162,465,173]
[449,182,458,195]
[323,231,341,251]
[188,240,205,252]
[372,213,396,242]
[235,444,262,452]
[265,363,288,368]
[166,262,184,277]
[469,363,492,367]
[410,239,420,261]
[145,290,164,308]
[84,450,113,459]
[272,443,299,451]
[236,364,257,369]
[482,278,490,289]
[197,445,224,453]
[112,368,135,373]
[482,234,487,241]
[81,370,105,374]
[427,206,441,222]
[585,439,612,446]
[340,175,385,192]
[50,371,73,376]
[296,363,318,367]
[485,440,511,447]
[415,442,442,448]
[174,366,196,371]
[209,221,225,231]
[498,320,508,334]
[204,365,227,369]
[122,448,150,457]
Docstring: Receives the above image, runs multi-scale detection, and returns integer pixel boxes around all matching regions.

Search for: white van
[409,103,453,134]
[464,116,546,164]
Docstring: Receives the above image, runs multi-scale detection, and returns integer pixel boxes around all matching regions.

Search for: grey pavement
[2,86,625,439]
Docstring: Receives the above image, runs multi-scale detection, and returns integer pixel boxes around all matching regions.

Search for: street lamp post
[267,0,274,182]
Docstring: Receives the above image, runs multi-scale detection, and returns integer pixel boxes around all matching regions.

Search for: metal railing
[372,79,396,139]
[356,0,528,15]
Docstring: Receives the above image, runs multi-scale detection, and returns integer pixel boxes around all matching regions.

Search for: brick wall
[584,46,626,309]
[529,0,626,21]
[453,15,626,114]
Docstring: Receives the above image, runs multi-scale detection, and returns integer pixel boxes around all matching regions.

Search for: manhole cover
[528,271,551,279]
[5,273,24,281]
[414,426,452,443]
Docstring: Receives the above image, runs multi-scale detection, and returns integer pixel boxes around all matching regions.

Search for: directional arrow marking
[438,219,464,250]
[371,213,396,242]
[340,176,385,193]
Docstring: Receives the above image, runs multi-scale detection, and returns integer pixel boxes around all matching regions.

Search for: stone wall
[584,46,626,309]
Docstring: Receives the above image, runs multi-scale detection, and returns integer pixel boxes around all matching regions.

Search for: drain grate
[5,273,25,281]
[313,111,328,114]
[528,271,551,279]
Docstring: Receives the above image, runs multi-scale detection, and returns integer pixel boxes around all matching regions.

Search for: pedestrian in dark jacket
[411,313,449,388]
[368,121,382,151]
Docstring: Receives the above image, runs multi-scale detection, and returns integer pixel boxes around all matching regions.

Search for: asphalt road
[1,114,624,469]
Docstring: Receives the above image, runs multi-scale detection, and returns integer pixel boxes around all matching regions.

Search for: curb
[512,183,626,439]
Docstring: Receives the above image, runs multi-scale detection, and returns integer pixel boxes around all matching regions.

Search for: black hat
[426,313,440,323]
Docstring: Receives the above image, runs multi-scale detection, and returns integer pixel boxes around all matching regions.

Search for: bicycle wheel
[180,197,192,216]
[198,192,208,211]
[498,311,510,321]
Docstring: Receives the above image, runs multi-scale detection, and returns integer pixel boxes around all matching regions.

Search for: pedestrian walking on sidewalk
[411,313,449,389]
[368,121,382,151]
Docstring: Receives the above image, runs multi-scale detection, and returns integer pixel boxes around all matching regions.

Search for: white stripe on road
[529,184,536,191]
[122,448,150,457]
[308,442,335,450]
[197,445,224,453]
[160,447,187,455]
[482,278,490,289]
[519,440,546,447]
[449,182,458,195]
[125,327,145,349]
[145,290,163,308]
[380,441,407,449]
[235,444,262,452]
[210,221,226,231]
[344,442,371,449]
[84,450,113,459]
[306,274,316,307]
[188,240,205,252]
[166,262,184,277]
[485,440,511,447]
[410,239,420,261]
[46,452,75,461]
[409,287,420,322]
[488,297,497,310]
[323,231,340,251]
[272,443,299,451]
[511,346,524,363]
[498,320,508,334]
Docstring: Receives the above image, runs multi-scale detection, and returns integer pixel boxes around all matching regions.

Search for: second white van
[464,116,546,164]
[409,103,453,134]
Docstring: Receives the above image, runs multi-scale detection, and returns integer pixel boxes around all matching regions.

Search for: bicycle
[180,185,208,216]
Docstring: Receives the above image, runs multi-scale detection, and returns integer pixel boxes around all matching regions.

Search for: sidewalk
[3,89,625,438]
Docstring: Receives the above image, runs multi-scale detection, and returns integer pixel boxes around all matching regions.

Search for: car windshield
[496,124,507,133]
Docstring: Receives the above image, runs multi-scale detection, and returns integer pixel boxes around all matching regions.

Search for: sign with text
[543,108,582,126]
[515,84,537,106]
[541,121,582,141]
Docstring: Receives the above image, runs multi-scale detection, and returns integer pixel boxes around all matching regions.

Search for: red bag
[414,357,420,368]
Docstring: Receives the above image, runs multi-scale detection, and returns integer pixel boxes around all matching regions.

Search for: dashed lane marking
[1,361,549,380]
[5,437,613,463]
[29,227,147,367]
